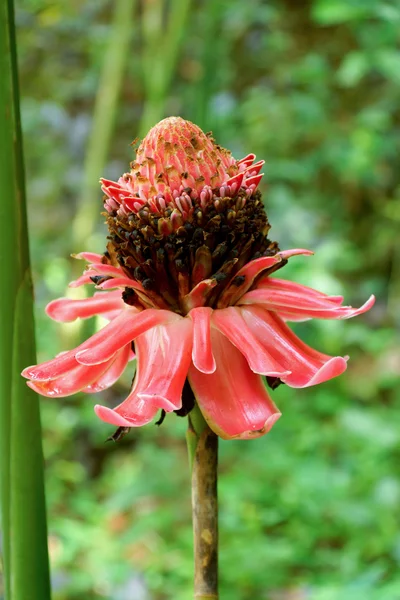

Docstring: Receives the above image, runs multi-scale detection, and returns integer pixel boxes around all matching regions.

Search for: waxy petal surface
[239,275,375,319]
[212,307,290,377]
[22,308,168,380]
[83,344,131,393]
[240,305,347,388]
[188,328,281,440]
[255,277,344,305]
[27,358,114,398]
[46,291,125,322]
[189,307,216,373]
[73,252,104,263]
[75,309,179,365]
[95,318,193,425]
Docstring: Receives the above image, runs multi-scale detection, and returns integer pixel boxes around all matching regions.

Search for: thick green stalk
[187,404,219,599]
[0,1,51,599]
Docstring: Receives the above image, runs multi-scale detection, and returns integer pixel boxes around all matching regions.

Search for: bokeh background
[10,0,400,598]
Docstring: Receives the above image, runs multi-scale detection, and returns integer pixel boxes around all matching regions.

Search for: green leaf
[336,52,369,87]
[0,1,51,598]
[312,0,374,25]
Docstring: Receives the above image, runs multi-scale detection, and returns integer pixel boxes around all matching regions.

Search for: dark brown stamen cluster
[105,189,280,315]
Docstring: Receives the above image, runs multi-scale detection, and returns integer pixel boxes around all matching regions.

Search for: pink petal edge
[188,327,281,440]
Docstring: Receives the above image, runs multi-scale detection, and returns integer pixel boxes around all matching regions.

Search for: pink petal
[45,291,125,322]
[27,359,114,398]
[240,305,348,388]
[69,272,97,288]
[278,248,314,260]
[83,344,131,393]
[102,309,125,321]
[94,401,158,428]
[182,279,218,312]
[212,307,290,377]
[274,311,312,323]
[245,173,263,189]
[89,263,130,278]
[73,252,104,263]
[96,277,144,290]
[189,307,216,374]
[237,153,256,167]
[94,318,193,426]
[22,307,168,380]
[239,285,375,320]
[188,327,281,440]
[225,171,244,190]
[75,308,179,365]
[216,247,313,308]
[22,350,82,382]
[217,255,282,307]
[256,277,344,305]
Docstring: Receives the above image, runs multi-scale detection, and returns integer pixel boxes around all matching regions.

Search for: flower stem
[187,403,219,599]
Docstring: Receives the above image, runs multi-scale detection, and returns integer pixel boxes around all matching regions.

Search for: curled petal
[69,272,97,288]
[95,318,193,425]
[102,309,125,321]
[182,279,218,312]
[22,350,82,382]
[96,277,142,290]
[278,248,314,260]
[225,171,244,190]
[240,305,348,388]
[239,276,375,320]
[188,327,281,440]
[27,359,114,398]
[46,291,125,322]
[75,309,179,365]
[83,344,131,393]
[212,307,290,377]
[189,307,216,374]
[217,255,282,307]
[217,248,313,308]
[274,311,312,323]
[256,277,344,305]
[73,252,104,263]
[89,263,131,279]
[96,278,169,310]
[237,153,256,167]
[245,173,263,189]
[94,400,158,428]
[22,307,167,380]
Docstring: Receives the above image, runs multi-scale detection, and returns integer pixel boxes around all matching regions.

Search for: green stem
[187,404,219,600]
[0,1,51,598]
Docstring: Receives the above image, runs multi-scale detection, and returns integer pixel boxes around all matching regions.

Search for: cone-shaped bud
[102,117,276,315]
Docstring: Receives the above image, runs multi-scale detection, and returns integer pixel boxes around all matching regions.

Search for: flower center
[106,187,278,314]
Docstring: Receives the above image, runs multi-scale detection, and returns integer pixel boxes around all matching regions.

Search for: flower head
[22,117,375,439]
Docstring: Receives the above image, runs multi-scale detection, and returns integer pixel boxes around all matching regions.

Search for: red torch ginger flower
[22,117,375,439]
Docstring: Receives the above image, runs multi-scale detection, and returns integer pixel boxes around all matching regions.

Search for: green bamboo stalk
[140,0,192,134]
[72,0,136,249]
[192,1,224,132]
[65,0,136,351]
[0,1,51,599]
[187,404,219,599]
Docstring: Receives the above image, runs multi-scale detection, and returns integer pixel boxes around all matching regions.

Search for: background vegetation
[3,0,399,598]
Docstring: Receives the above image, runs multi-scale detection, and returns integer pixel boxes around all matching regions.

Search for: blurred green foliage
[5,0,400,598]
